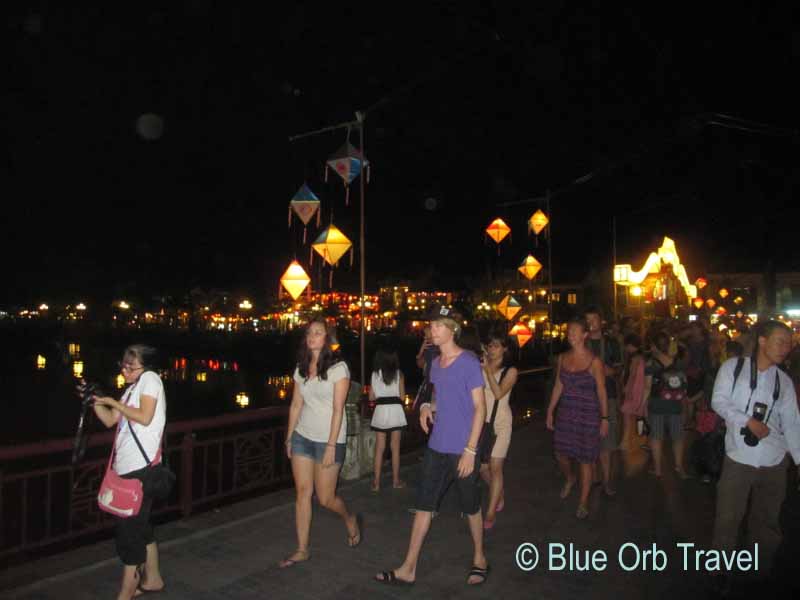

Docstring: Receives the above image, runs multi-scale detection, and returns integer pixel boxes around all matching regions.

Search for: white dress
[370,370,407,432]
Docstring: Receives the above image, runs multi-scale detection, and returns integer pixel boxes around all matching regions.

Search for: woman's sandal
[347,513,363,548]
[278,549,310,568]
[467,564,490,585]
[576,505,589,520]
[134,565,165,595]
[374,570,414,586]
[559,478,576,499]
[392,481,407,489]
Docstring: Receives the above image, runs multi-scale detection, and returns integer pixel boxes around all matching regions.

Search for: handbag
[97,431,144,518]
[478,367,509,463]
[128,423,176,501]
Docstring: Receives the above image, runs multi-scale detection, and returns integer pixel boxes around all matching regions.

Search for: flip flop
[347,513,363,548]
[278,550,310,568]
[392,481,407,489]
[559,479,576,499]
[576,505,589,519]
[483,518,495,531]
[496,498,504,513]
[374,570,414,586]
[467,564,490,585]
[134,587,165,596]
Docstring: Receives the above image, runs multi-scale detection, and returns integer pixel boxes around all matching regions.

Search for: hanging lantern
[509,323,533,347]
[311,225,353,287]
[706,298,716,309]
[693,298,705,309]
[288,183,321,243]
[613,264,632,285]
[695,277,707,289]
[36,354,46,370]
[311,225,352,267]
[734,296,744,305]
[716,306,727,316]
[518,255,543,280]
[496,295,521,321]
[485,218,511,255]
[325,141,369,206]
[280,260,311,300]
[719,288,729,299]
[528,209,549,235]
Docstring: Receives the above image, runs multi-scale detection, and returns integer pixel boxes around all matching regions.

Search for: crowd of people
[85,304,800,597]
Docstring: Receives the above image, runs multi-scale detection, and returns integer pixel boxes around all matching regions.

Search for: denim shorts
[415,447,481,515]
[290,431,346,464]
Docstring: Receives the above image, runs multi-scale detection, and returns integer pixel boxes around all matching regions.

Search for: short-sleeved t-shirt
[114,371,167,475]
[646,357,686,415]
[588,336,622,398]
[293,361,350,444]
[428,351,485,455]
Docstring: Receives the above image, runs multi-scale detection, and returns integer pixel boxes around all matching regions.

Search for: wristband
[464,446,477,455]
[420,402,432,411]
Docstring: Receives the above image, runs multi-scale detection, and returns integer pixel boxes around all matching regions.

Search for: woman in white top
[280,318,362,568]
[369,349,407,491]
[480,332,518,530]
[89,344,167,599]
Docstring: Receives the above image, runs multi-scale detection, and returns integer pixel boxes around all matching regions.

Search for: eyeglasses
[118,361,143,373]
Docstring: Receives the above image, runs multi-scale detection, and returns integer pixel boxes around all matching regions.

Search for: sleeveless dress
[483,369,512,458]
[553,362,601,463]
[370,370,407,432]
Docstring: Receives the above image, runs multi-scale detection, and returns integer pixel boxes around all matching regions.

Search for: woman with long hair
[88,344,167,599]
[280,317,362,568]
[479,331,518,530]
[369,348,407,491]
[619,333,646,450]
[546,317,609,519]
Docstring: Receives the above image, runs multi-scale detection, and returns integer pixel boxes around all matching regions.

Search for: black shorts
[115,467,156,566]
[414,447,481,515]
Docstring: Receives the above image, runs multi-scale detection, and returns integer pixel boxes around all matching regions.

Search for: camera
[740,402,768,447]
[77,381,103,406]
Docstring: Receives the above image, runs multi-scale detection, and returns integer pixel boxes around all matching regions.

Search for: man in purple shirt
[374,305,489,586]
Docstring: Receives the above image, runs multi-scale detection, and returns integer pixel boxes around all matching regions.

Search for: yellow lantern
[235,392,250,408]
[693,298,705,309]
[280,260,311,300]
[528,209,549,236]
[734,296,744,305]
[695,277,707,289]
[485,218,511,243]
[36,354,46,370]
[613,264,632,285]
[72,360,84,378]
[630,286,643,297]
[509,323,533,347]
[496,295,522,321]
[719,288,729,299]
[706,298,716,309]
[518,255,542,280]
[311,225,352,267]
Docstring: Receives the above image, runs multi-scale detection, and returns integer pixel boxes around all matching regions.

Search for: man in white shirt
[711,320,800,587]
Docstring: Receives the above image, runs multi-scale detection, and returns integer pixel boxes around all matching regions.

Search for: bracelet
[420,402,432,410]
[464,446,477,455]
[600,416,609,420]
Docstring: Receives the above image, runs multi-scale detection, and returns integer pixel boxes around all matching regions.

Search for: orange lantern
[695,277,707,289]
[716,306,727,316]
[734,296,744,305]
[518,255,543,280]
[528,209,549,235]
[496,295,522,321]
[693,298,705,309]
[280,260,311,300]
[485,218,511,254]
[509,323,533,347]
[311,224,352,267]
[719,288,729,299]
[706,298,716,309]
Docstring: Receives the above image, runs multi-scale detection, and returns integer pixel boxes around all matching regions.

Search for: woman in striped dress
[546,317,609,519]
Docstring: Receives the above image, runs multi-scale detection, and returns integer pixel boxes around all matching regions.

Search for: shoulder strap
[487,367,510,427]
[128,422,152,466]
[731,357,745,393]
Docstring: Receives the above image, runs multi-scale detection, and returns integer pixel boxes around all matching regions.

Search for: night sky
[4,4,800,305]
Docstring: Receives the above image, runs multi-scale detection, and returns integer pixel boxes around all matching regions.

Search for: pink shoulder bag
[97,443,144,518]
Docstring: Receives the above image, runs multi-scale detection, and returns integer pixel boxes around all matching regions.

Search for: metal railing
[0,367,552,563]
[0,407,292,562]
